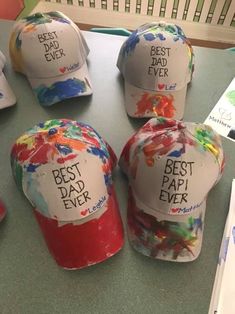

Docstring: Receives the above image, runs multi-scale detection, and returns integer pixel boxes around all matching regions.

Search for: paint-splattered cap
[117,21,194,119]
[119,117,224,262]
[9,11,92,107]
[11,119,124,269]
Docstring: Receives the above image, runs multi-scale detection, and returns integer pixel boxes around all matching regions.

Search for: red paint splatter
[135,93,175,118]
[120,136,136,165]
[57,154,77,164]
[33,187,124,269]
[127,188,196,260]
[30,143,53,164]
[104,140,117,170]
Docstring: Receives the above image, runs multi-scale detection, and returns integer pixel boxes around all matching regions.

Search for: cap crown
[120,118,224,217]
[11,119,115,222]
[117,22,194,92]
[9,11,89,79]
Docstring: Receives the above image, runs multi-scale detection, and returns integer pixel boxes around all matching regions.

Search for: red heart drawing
[81,209,88,216]
[171,207,179,213]
[158,84,165,90]
[59,67,66,73]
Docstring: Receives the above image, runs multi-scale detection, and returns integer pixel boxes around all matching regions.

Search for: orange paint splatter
[135,93,175,118]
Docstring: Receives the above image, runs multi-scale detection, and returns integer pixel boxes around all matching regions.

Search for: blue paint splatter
[87,147,108,160]
[55,144,72,155]
[158,33,166,41]
[34,78,87,106]
[48,128,58,136]
[143,32,166,42]
[232,226,235,244]
[219,237,229,264]
[122,30,140,56]
[27,164,40,172]
[168,148,184,157]
[193,216,203,235]
[104,173,113,194]
[38,122,45,128]
[143,33,155,41]
[104,173,112,186]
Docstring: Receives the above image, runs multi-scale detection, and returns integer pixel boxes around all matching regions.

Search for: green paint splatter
[226,90,235,106]
[43,120,62,130]
[12,161,23,192]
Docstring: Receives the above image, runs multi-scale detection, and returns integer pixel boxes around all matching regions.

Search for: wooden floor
[78,23,235,49]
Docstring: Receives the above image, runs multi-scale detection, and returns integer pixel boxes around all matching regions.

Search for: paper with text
[204,78,235,142]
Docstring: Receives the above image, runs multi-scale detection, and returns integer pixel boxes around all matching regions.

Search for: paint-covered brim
[33,186,124,270]
[0,72,16,109]
[124,81,187,119]
[127,187,206,262]
[29,62,92,107]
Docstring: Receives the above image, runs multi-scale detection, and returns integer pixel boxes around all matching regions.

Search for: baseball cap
[0,50,16,109]
[119,117,224,262]
[11,119,124,269]
[117,21,194,119]
[9,11,92,107]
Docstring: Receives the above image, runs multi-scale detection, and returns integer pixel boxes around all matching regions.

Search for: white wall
[32,0,235,44]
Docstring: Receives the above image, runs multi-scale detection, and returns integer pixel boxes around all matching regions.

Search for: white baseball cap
[0,50,16,109]
[11,119,124,269]
[119,117,224,262]
[9,11,92,107]
[117,22,194,119]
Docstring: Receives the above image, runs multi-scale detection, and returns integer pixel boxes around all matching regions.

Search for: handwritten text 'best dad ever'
[148,46,170,78]
[52,161,91,210]
[38,31,65,62]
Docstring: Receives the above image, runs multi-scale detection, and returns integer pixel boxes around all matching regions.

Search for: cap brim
[124,81,187,119]
[0,73,16,109]
[32,186,124,269]
[29,62,92,107]
[127,187,206,262]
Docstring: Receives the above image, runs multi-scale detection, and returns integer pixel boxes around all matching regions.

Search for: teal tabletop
[0,19,235,314]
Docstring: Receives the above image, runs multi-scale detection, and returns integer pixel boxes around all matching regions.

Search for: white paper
[208,179,235,314]
[204,78,235,142]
